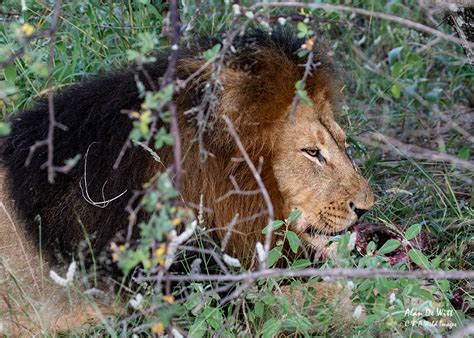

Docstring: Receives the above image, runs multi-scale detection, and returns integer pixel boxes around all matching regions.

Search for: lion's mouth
[304,224,356,238]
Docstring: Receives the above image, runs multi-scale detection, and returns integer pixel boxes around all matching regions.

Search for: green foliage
[203,43,221,61]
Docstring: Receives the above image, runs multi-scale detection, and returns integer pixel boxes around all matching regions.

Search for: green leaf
[437,279,449,293]
[202,307,222,330]
[157,84,174,103]
[388,46,403,63]
[0,122,11,136]
[367,241,376,253]
[262,318,282,338]
[297,88,313,106]
[297,22,308,35]
[282,314,313,331]
[295,80,303,90]
[391,62,401,77]
[262,294,276,305]
[4,65,16,82]
[267,246,282,267]
[291,259,311,269]
[189,319,207,338]
[286,231,301,253]
[203,43,221,61]
[254,301,264,317]
[287,209,302,223]
[411,287,434,301]
[262,220,285,234]
[458,147,470,161]
[404,224,422,240]
[154,127,174,149]
[391,84,401,99]
[408,249,431,269]
[377,239,401,255]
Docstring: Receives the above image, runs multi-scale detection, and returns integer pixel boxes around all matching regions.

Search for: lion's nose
[349,201,369,219]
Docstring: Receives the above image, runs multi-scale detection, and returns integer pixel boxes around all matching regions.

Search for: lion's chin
[301,233,339,260]
[301,225,357,261]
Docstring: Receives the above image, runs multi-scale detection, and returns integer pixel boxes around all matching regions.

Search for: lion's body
[0,28,373,334]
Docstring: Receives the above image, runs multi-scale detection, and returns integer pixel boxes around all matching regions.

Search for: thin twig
[23,0,64,183]
[363,132,474,172]
[222,116,274,270]
[161,0,182,189]
[141,267,474,283]
[251,2,474,48]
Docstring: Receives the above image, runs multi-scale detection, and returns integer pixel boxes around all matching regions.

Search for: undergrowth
[0,0,472,336]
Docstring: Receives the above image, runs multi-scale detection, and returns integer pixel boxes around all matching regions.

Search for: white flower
[348,232,357,251]
[277,17,287,26]
[346,281,355,290]
[171,328,184,338]
[171,44,179,51]
[66,261,76,281]
[245,11,254,19]
[130,293,144,310]
[352,305,363,320]
[256,242,265,264]
[232,4,241,16]
[389,292,396,304]
[223,254,241,268]
[165,221,197,268]
[50,261,76,287]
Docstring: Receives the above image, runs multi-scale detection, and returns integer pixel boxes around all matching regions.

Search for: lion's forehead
[283,114,347,151]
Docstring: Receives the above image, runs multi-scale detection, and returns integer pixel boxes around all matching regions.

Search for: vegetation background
[0,0,472,336]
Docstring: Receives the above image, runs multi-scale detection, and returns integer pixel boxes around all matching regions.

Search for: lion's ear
[217,50,296,128]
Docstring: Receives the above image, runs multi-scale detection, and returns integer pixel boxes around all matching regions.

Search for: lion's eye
[302,148,326,163]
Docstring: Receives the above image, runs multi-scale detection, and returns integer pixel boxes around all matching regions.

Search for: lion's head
[183,29,375,264]
[272,104,374,257]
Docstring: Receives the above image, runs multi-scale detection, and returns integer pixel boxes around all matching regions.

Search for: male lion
[0,28,373,334]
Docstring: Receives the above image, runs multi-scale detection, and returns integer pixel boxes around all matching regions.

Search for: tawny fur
[0,168,114,335]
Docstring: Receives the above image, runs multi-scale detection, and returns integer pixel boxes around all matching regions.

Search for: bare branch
[161,0,183,189]
[23,0,63,183]
[251,2,474,48]
[222,116,274,270]
[142,267,474,283]
[362,132,474,172]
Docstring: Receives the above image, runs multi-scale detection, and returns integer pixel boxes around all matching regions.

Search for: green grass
[0,0,472,336]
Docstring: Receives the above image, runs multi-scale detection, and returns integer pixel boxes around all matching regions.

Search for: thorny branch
[23,0,64,183]
[223,116,274,270]
[288,49,315,120]
[140,266,474,283]
[364,132,474,172]
[251,2,474,49]
[161,0,183,189]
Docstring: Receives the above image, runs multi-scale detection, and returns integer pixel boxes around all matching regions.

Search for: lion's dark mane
[0,28,338,264]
